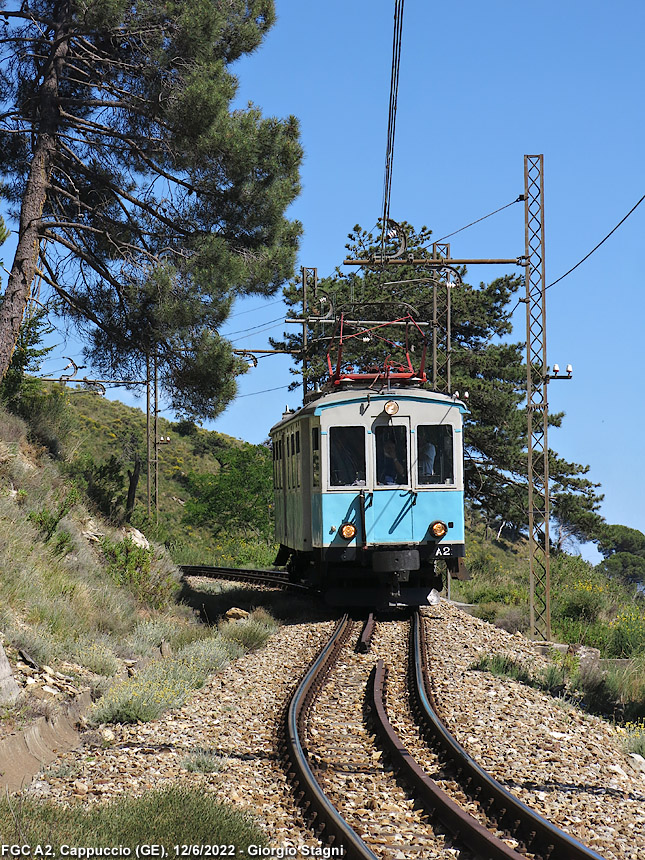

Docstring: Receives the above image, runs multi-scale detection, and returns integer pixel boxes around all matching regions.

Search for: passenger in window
[418,441,436,480]
[379,440,407,485]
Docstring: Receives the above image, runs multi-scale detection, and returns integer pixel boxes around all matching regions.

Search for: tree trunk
[0,6,70,379]
[126,454,142,522]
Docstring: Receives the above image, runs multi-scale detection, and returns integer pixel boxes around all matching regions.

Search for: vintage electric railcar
[270,384,469,607]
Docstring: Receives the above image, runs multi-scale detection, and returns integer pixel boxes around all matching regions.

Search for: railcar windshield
[329,426,366,486]
[375,425,408,485]
[417,425,454,484]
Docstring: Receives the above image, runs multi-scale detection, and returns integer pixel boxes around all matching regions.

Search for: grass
[0,787,267,850]
[89,610,277,724]
[623,723,645,757]
[452,529,645,659]
[470,649,638,721]
[182,748,226,773]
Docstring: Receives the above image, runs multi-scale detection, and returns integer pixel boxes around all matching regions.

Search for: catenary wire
[426,195,523,247]
[381,0,405,251]
[236,384,291,399]
[546,191,645,289]
[223,315,284,338]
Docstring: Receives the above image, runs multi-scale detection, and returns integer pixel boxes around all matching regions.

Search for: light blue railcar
[270,386,469,607]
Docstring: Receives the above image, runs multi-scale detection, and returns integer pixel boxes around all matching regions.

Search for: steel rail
[369,659,520,859]
[356,613,376,653]
[411,612,607,860]
[179,564,309,592]
[281,615,379,860]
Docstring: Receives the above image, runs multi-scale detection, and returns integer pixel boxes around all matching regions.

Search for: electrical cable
[224,315,284,338]
[427,195,523,247]
[236,384,291,399]
[546,191,645,289]
[229,320,286,344]
[381,0,405,252]
[228,297,284,318]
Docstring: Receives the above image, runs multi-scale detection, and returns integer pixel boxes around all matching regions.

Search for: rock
[123,527,149,549]
[0,642,20,704]
[628,753,645,774]
[19,648,40,670]
[225,607,249,620]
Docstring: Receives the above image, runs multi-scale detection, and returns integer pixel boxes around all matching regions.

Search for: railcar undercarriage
[279,544,469,608]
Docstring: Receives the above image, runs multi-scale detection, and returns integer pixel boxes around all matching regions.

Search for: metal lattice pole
[301,267,317,400]
[524,154,551,641]
[431,243,452,393]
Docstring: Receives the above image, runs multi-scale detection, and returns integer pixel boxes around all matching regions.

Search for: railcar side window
[329,427,366,486]
[312,427,321,487]
[417,425,454,484]
[375,425,408,485]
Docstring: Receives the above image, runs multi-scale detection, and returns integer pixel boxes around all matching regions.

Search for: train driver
[378,439,407,485]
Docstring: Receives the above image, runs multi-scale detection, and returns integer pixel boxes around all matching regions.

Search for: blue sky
[32,1,644,549]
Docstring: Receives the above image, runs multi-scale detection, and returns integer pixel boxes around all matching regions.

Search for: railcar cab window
[417,425,454,484]
[329,426,366,486]
[375,425,408,485]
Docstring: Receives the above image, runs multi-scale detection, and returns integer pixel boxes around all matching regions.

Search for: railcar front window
[375,425,408,485]
[417,425,454,484]
[329,427,366,486]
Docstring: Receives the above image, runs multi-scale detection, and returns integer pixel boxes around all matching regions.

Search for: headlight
[430,520,448,538]
[384,400,399,415]
[340,522,357,540]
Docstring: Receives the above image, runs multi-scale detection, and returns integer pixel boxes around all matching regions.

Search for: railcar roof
[269,386,468,434]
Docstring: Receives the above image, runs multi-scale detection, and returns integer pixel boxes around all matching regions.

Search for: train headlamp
[430,520,448,539]
[340,522,357,540]
[384,400,399,416]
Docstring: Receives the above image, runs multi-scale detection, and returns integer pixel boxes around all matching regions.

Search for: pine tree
[0,0,302,418]
[272,222,605,545]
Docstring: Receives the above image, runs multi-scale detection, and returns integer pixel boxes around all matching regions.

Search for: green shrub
[469,653,533,686]
[126,614,209,657]
[570,661,622,716]
[51,529,74,556]
[539,662,567,695]
[624,723,645,756]
[0,787,266,850]
[71,637,121,676]
[101,536,180,610]
[67,453,125,520]
[1,619,62,666]
[182,748,225,773]
[90,612,277,725]
[219,609,278,651]
[556,587,604,622]
[28,486,80,542]
[14,385,74,458]
[607,607,645,658]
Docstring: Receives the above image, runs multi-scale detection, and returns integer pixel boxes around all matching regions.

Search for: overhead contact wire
[381,0,405,254]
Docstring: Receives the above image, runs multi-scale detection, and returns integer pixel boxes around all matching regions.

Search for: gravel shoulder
[421,601,645,860]
[18,598,645,858]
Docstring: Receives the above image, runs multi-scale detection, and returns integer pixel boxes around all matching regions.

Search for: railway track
[280,611,608,860]
[179,563,310,592]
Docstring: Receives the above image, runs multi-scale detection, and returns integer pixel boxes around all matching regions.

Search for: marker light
[384,400,399,416]
[340,522,357,540]
[430,520,448,539]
